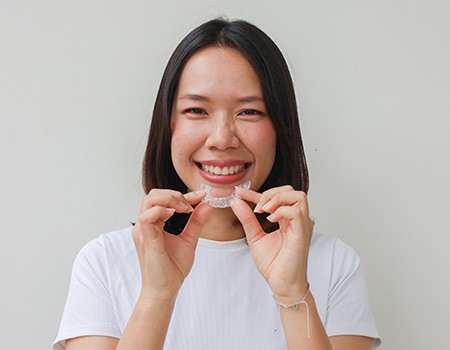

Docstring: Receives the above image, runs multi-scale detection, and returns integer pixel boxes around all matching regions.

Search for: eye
[240,109,260,116]
[237,109,266,120]
[187,108,206,115]
[181,107,208,119]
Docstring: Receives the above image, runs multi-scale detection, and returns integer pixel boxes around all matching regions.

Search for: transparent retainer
[199,181,251,208]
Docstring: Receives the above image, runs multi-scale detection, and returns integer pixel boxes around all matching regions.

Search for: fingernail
[266,213,275,222]
[254,203,262,213]
[229,198,238,207]
[178,201,193,213]
[163,208,176,221]
[261,200,272,212]
[193,189,207,195]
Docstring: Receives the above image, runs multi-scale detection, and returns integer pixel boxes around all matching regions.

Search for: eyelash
[186,108,206,114]
[240,109,261,116]
[183,108,264,119]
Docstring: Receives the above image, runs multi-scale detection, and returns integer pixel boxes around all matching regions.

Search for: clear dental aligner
[199,181,251,208]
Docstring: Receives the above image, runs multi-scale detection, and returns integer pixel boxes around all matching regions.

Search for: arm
[65,295,175,350]
[330,335,374,350]
[232,187,374,350]
[277,294,372,349]
[277,290,331,349]
[65,190,212,350]
[115,296,175,350]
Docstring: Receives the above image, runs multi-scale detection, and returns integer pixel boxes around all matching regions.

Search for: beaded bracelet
[273,284,311,339]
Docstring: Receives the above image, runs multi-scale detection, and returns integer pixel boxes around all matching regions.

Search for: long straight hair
[142,18,309,233]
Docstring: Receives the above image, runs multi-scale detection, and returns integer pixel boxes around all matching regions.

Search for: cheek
[245,122,277,156]
[171,123,203,160]
[172,119,204,139]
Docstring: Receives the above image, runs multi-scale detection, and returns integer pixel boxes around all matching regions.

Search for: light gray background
[1,1,449,349]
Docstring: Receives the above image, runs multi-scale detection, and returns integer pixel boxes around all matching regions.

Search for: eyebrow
[178,94,265,103]
[178,94,210,102]
[237,95,265,103]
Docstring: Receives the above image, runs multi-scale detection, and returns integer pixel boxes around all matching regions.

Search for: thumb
[182,202,213,242]
[231,199,266,245]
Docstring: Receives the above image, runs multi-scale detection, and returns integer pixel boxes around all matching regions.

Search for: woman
[54,18,380,349]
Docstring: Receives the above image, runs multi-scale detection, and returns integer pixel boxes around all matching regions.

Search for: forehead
[177,47,263,95]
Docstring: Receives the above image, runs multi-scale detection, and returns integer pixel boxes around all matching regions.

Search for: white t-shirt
[54,227,381,349]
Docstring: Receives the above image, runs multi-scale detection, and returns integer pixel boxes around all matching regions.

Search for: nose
[205,116,240,150]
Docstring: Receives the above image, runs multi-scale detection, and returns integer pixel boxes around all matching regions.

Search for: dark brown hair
[142,18,309,233]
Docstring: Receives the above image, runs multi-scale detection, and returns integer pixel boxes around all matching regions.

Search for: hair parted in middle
[142,17,309,233]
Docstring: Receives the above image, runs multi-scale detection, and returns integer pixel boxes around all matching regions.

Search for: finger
[261,191,309,214]
[141,189,193,214]
[181,202,213,243]
[266,205,305,223]
[230,199,266,246]
[133,207,177,269]
[138,207,176,229]
[234,187,261,204]
[253,185,295,213]
[266,206,314,245]
[184,189,208,205]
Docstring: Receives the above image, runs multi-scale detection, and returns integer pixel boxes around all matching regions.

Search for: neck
[199,207,245,241]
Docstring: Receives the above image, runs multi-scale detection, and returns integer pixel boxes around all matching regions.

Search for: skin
[171,47,277,200]
[66,47,374,350]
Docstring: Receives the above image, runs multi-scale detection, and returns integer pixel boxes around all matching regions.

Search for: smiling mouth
[197,163,250,176]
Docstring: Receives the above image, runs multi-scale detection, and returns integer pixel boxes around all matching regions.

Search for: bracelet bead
[273,285,310,310]
[273,283,311,338]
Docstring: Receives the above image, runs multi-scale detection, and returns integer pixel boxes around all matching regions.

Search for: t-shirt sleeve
[53,239,121,350]
[325,238,381,348]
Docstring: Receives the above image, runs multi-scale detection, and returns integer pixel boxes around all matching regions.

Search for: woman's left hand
[231,185,314,301]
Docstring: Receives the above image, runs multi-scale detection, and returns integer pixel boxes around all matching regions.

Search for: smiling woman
[171,47,276,194]
[54,18,380,350]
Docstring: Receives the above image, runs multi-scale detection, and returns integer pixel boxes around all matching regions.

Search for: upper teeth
[201,164,246,175]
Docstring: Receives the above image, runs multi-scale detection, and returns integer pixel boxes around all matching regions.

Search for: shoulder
[73,226,135,277]
[309,233,362,287]
[76,226,134,258]
[310,234,380,343]
[310,232,360,265]
[54,228,133,348]
[310,233,370,306]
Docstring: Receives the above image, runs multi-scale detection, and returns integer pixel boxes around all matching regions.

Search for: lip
[195,160,250,185]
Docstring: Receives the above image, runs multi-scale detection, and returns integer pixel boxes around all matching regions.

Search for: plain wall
[1,1,449,349]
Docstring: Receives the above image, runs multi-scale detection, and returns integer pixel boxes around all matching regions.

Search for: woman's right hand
[132,189,212,304]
